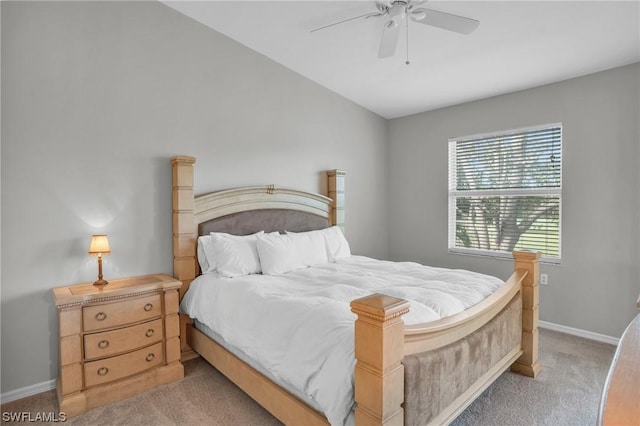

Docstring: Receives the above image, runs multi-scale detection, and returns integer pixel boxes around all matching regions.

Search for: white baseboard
[539,320,619,346]
[0,379,56,404]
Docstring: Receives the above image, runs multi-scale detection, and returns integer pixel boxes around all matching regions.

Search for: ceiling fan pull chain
[405,10,410,65]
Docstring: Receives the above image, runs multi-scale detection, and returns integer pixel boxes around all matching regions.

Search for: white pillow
[197,235,213,273]
[202,231,264,277]
[286,227,351,262]
[257,231,328,275]
[321,226,351,261]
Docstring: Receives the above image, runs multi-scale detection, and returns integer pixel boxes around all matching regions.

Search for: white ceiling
[163,1,640,119]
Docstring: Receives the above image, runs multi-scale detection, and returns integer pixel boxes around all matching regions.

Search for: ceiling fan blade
[378,3,406,58]
[378,18,402,58]
[310,11,380,33]
[410,8,479,35]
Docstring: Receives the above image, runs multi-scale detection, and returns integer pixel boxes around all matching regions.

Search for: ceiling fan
[311,1,479,62]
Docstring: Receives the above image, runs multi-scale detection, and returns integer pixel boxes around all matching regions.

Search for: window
[448,124,562,263]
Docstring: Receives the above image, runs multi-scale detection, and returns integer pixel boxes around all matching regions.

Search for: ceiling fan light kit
[311,0,479,63]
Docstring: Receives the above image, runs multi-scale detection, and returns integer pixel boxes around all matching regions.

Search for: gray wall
[0,1,388,394]
[388,63,640,338]
[2,0,638,398]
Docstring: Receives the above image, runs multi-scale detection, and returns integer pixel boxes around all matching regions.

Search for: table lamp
[89,234,111,286]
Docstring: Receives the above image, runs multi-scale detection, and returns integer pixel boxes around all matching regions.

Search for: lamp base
[93,279,109,286]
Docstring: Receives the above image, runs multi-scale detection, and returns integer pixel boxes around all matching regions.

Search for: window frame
[447,123,563,264]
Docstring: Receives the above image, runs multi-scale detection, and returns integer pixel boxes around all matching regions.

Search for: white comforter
[180,255,504,426]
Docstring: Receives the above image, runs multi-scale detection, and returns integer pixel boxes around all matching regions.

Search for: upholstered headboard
[199,209,330,236]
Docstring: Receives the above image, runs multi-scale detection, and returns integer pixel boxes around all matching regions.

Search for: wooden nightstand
[52,274,184,417]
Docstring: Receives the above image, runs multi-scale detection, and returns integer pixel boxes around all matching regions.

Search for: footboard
[350,250,540,425]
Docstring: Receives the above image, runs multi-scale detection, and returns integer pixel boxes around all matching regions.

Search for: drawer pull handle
[97,367,109,376]
[145,353,155,362]
[145,329,154,337]
[144,303,153,312]
[95,312,107,321]
[98,340,109,349]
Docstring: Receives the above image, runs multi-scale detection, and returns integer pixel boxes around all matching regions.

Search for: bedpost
[511,250,542,378]
[327,170,346,232]
[171,156,197,358]
[171,155,197,295]
[350,294,410,426]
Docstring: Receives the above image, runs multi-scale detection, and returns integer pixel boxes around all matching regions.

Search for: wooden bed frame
[171,155,540,425]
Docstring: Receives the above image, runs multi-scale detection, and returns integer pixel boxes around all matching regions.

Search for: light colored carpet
[451,329,616,426]
[1,328,615,425]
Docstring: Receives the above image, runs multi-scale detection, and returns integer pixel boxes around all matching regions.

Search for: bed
[171,155,541,425]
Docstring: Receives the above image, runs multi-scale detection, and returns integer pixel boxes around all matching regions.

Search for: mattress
[180,255,504,425]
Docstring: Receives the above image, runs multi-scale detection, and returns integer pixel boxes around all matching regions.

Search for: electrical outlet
[540,273,548,285]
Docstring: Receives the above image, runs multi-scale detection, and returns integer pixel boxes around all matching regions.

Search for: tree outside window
[448,124,562,262]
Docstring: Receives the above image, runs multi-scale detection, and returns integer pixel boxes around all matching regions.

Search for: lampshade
[89,235,111,255]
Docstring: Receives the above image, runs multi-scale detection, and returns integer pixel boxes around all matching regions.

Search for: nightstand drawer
[84,342,163,387]
[83,294,161,331]
[84,318,163,360]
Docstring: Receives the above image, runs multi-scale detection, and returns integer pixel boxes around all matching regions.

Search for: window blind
[448,124,562,262]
